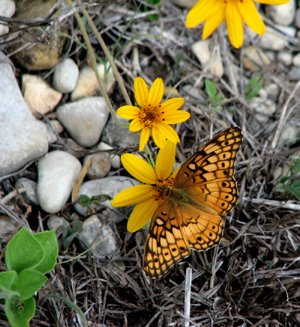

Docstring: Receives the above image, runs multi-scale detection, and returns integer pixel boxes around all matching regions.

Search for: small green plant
[276,156,300,200]
[0,228,58,327]
[245,75,263,100]
[204,79,223,111]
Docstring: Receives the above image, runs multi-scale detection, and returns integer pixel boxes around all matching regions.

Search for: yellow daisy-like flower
[185,0,289,48]
[117,77,190,151]
[111,141,177,233]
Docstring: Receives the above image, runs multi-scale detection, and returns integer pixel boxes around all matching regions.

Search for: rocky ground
[0,0,300,326]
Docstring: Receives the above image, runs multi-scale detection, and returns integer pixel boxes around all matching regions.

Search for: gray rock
[250,97,276,123]
[292,53,300,67]
[295,9,300,29]
[53,58,79,93]
[84,152,111,179]
[47,215,69,231]
[74,176,138,216]
[288,67,300,81]
[102,116,139,148]
[0,52,48,177]
[277,51,292,66]
[258,28,288,51]
[0,216,17,242]
[37,150,82,213]
[57,97,109,147]
[279,125,298,145]
[77,215,118,258]
[15,177,38,205]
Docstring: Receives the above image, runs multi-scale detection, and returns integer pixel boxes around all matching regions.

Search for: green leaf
[291,159,300,175]
[33,230,58,274]
[5,295,35,327]
[205,79,217,98]
[0,271,18,291]
[79,194,111,207]
[287,181,300,200]
[5,228,44,274]
[245,76,263,100]
[15,269,47,301]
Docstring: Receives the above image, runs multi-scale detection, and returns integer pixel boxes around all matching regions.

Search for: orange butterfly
[144,127,242,278]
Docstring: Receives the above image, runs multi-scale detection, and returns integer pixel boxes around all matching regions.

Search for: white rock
[192,40,224,77]
[22,74,62,116]
[84,153,111,179]
[0,0,15,36]
[74,176,138,216]
[0,52,48,177]
[258,27,288,51]
[267,0,295,26]
[53,58,79,93]
[71,64,115,100]
[250,97,276,123]
[293,53,300,67]
[15,178,38,205]
[279,125,298,145]
[57,97,110,147]
[37,150,82,213]
[278,51,293,66]
[77,215,118,258]
[98,142,120,169]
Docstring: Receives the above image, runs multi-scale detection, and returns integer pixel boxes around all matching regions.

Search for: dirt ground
[1,1,300,326]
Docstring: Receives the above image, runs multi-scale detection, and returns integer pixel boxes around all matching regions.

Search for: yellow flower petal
[121,153,157,184]
[186,0,220,28]
[148,78,164,107]
[139,127,151,151]
[129,119,143,132]
[226,1,243,48]
[117,105,140,120]
[152,125,167,149]
[155,140,176,180]
[111,184,155,207]
[134,77,148,107]
[158,123,180,143]
[163,110,190,124]
[160,98,185,113]
[256,0,288,4]
[238,0,266,35]
[202,7,225,40]
[127,198,159,232]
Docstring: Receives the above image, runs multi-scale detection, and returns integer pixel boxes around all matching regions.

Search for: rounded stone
[53,58,79,93]
[37,150,82,213]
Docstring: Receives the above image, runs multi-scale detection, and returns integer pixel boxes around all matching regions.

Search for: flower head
[185,0,289,48]
[117,77,190,151]
[111,141,177,233]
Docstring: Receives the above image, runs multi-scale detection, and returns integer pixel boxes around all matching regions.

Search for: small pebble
[47,215,69,231]
[37,150,82,213]
[77,215,118,258]
[84,153,111,179]
[15,178,39,205]
[57,97,110,147]
[267,0,295,26]
[292,54,300,67]
[0,216,17,242]
[277,52,293,66]
[258,28,288,51]
[288,67,300,81]
[22,74,62,116]
[250,97,276,123]
[53,58,79,93]
[279,125,298,145]
[98,142,120,169]
[0,0,15,36]
[243,46,270,72]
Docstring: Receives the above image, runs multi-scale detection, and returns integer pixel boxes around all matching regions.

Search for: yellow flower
[111,141,177,233]
[185,0,289,48]
[117,77,190,151]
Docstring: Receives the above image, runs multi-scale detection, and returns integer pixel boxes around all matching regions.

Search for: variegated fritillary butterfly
[144,127,242,278]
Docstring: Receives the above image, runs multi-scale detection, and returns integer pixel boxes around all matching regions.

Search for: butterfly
[143,127,242,278]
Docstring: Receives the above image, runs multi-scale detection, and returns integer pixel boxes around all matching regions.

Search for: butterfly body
[144,127,242,278]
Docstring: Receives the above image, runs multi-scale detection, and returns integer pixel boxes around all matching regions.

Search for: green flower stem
[64,0,126,128]
[77,0,132,107]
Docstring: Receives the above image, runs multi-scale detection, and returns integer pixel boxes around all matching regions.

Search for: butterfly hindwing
[144,200,190,278]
